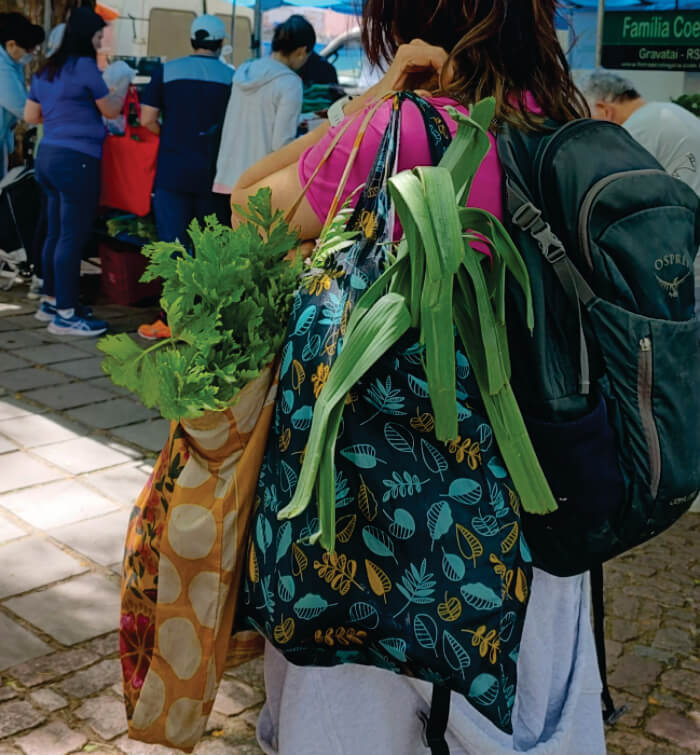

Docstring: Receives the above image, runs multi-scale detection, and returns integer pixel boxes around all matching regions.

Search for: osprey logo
[654,253,692,299]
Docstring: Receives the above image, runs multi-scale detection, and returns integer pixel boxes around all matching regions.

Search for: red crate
[99,241,161,306]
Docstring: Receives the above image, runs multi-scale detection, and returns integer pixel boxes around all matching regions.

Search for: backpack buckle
[532,227,567,264]
[512,202,542,232]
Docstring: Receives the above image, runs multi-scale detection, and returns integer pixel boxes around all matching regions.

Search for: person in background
[297,21,338,87]
[583,70,700,318]
[137,14,234,341]
[24,7,125,336]
[213,14,313,196]
[0,13,44,179]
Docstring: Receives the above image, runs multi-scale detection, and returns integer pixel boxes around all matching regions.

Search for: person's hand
[370,39,451,99]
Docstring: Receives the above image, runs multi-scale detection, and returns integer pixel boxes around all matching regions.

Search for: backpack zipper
[578,169,667,270]
[637,336,661,498]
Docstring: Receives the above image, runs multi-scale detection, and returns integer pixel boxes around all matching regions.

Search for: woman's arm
[140,105,161,135]
[23,100,43,125]
[96,91,126,119]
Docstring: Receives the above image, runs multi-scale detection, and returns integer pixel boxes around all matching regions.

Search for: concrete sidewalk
[0,286,697,754]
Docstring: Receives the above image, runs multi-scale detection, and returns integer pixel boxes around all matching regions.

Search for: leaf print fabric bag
[119,368,275,752]
[241,93,533,736]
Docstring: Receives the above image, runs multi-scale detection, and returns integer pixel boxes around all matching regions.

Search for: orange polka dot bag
[118,367,275,751]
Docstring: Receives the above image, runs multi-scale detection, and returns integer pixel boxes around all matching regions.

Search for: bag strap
[505,177,593,395]
[590,564,628,725]
[419,686,451,755]
[121,85,140,138]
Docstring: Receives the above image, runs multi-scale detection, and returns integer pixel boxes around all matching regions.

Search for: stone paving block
[0,688,17,703]
[66,338,105,357]
[0,302,35,318]
[111,419,170,453]
[649,688,690,712]
[0,331,45,351]
[653,626,695,654]
[8,647,99,687]
[22,382,113,411]
[15,720,87,755]
[14,343,87,366]
[84,632,119,658]
[2,315,46,331]
[605,730,658,754]
[0,435,17,454]
[646,710,700,751]
[0,452,66,494]
[661,669,700,702]
[85,377,132,397]
[0,479,118,529]
[113,735,179,754]
[0,354,29,372]
[631,644,677,665]
[32,437,139,475]
[49,509,130,567]
[0,398,40,421]
[0,613,51,672]
[0,368,70,393]
[81,462,152,508]
[57,658,121,698]
[5,574,120,646]
[213,678,264,717]
[0,414,81,449]
[0,515,26,543]
[0,537,86,599]
[66,399,157,430]
[0,700,45,738]
[28,688,68,712]
[53,357,105,380]
[75,694,128,739]
[608,654,663,696]
[224,656,265,692]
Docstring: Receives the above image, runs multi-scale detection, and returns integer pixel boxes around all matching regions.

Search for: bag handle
[285,95,392,228]
[121,85,140,138]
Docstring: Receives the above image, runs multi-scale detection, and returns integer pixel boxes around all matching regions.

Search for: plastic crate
[99,241,161,306]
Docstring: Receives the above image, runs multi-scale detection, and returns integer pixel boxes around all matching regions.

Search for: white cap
[191,14,226,43]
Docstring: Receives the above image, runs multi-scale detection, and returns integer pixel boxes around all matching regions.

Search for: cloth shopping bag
[119,366,275,751]
[100,87,159,217]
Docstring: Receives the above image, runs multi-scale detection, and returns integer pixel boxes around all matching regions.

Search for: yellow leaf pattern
[365,559,392,603]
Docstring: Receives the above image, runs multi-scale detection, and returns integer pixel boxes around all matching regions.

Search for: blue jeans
[36,144,100,310]
[152,188,230,245]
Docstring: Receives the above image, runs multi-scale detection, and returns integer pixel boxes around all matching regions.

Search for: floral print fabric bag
[119,368,276,751]
[241,94,533,734]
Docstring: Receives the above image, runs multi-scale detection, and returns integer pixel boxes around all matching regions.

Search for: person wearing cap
[0,12,44,179]
[24,7,126,337]
[137,14,234,341]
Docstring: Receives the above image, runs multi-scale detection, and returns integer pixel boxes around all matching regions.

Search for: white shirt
[623,101,700,196]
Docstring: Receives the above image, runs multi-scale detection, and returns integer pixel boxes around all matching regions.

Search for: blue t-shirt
[29,57,109,160]
[140,55,233,194]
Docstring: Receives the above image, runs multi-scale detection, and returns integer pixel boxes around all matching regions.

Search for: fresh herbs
[98,189,302,420]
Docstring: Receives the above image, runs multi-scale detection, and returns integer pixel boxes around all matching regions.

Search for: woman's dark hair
[40,7,105,81]
[272,14,316,55]
[0,12,45,50]
[191,35,223,53]
[362,0,589,128]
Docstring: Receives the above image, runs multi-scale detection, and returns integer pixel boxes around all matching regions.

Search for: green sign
[602,10,700,71]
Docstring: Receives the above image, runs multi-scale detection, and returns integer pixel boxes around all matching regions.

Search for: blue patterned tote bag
[240,93,533,737]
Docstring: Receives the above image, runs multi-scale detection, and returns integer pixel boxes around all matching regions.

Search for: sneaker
[35,300,57,322]
[137,319,171,340]
[36,302,94,322]
[27,275,43,300]
[48,313,108,337]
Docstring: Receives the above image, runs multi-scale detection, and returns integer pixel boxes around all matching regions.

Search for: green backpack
[497,119,700,578]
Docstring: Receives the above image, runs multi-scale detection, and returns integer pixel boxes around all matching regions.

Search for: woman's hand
[369,39,451,98]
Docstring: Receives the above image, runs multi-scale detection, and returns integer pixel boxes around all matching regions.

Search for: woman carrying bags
[230,0,605,753]
[24,7,126,336]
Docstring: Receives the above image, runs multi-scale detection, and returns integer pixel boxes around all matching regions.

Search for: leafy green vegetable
[98,189,303,420]
[105,214,158,242]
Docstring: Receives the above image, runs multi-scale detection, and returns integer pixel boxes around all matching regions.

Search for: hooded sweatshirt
[213,56,303,194]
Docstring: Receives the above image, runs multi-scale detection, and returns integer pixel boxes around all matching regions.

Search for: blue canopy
[236,0,361,13]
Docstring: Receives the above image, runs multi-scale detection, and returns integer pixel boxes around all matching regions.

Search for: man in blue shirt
[0,13,44,179]
[138,15,234,339]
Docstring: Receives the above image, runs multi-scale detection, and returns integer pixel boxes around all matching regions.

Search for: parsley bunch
[98,189,303,420]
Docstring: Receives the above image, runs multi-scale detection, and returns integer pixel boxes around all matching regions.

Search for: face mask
[19,52,34,66]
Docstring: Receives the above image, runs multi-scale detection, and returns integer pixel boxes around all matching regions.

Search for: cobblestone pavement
[0,285,697,754]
